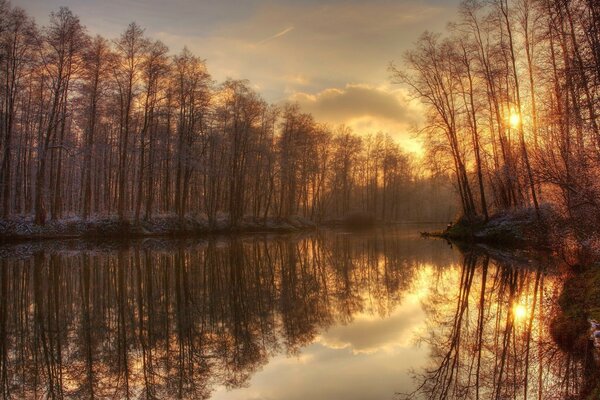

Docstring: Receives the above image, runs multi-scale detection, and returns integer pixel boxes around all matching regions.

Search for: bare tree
[34,7,86,224]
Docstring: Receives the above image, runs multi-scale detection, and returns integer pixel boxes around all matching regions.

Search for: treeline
[394,0,600,229]
[0,3,454,226]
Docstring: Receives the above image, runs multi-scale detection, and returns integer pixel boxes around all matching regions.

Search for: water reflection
[0,230,449,399]
[406,247,598,400]
[0,230,595,399]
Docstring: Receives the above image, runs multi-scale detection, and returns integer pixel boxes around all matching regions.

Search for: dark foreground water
[0,228,594,399]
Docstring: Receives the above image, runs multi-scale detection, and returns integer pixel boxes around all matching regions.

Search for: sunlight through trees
[392,0,600,238]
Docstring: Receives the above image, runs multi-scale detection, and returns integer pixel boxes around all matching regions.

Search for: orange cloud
[290,84,424,154]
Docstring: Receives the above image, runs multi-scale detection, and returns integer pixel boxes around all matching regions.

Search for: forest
[393,0,600,242]
[0,1,455,231]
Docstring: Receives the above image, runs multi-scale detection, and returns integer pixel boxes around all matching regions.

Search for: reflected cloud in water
[214,270,434,400]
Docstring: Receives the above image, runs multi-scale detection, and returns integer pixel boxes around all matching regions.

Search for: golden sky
[18,0,462,153]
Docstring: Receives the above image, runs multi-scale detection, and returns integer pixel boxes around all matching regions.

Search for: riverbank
[0,215,318,242]
[0,211,441,242]
[551,261,600,399]
[421,206,557,248]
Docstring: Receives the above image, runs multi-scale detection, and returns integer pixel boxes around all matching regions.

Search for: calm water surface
[0,228,594,399]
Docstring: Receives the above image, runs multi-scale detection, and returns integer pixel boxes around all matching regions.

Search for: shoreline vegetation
[396,0,600,390]
[0,215,318,242]
[0,211,432,242]
[421,204,600,268]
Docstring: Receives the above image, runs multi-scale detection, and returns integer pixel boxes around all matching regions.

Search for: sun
[513,303,527,320]
[509,112,521,128]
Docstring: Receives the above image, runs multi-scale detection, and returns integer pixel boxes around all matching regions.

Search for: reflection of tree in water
[405,249,598,400]
[0,230,451,399]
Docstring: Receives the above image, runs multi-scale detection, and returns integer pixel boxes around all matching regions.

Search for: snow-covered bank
[0,215,317,242]
[422,205,559,248]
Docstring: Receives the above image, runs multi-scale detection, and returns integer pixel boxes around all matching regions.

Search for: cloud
[291,84,418,124]
[20,0,460,96]
[290,84,424,153]
[257,26,294,45]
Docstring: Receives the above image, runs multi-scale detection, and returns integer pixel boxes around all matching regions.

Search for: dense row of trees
[394,0,600,228]
[0,3,455,226]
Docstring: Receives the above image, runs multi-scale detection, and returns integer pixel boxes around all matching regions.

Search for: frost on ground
[475,205,555,243]
[435,204,563,247]
[0,214,317,241]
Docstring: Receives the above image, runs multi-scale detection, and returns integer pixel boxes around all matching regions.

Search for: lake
[0,228,594,399]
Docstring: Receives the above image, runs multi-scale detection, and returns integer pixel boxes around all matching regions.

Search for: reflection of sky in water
[213,269,433,400]
[2,231,578,399]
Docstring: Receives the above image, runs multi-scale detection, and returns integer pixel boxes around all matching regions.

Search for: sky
[15,0,462,153]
